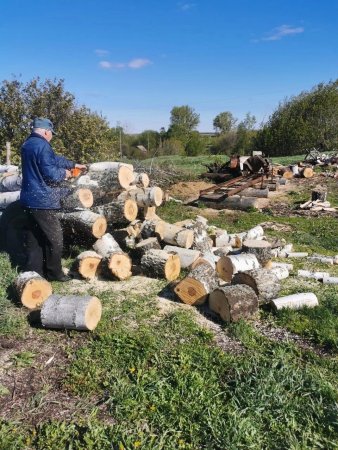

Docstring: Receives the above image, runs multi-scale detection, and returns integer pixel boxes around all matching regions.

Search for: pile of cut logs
[299,185,337,212]
[274,163,314,180]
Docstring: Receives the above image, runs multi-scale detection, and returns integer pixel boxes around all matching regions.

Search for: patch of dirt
[168,181,214,201]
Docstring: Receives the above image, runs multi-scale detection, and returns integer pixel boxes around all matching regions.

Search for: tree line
[0,76,337,163]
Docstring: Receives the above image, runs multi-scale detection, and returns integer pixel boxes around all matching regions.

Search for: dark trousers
[24,209,64,279]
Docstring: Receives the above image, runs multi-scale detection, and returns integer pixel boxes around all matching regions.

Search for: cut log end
[84,297,103,330]
[164,254,181,281]
[124,198,138,221]
[108,253,132,280]
[119,165,135,189]
[77,252,102,279]
[174,278,208,305]
[22,278,52,309]
[92,217,107,238]
[78,188,94,208]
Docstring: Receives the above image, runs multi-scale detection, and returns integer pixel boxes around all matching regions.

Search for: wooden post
[6,142,11,165]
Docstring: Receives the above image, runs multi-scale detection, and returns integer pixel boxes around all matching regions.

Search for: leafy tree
[253,80,338,156]
[168,105,200,150]
[233,113,257,155]
[185,131,205,156]
[213,111,237,134]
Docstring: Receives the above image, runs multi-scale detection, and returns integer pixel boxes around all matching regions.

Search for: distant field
[135,154,306,176]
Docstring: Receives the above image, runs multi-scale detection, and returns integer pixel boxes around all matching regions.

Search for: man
[20,117,86,281]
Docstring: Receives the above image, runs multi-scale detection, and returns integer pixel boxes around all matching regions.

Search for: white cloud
[95,49,110,57]
[262,24,304,41]
[99,61,114,69]
[127,58,152,69]
[178,2,195,11]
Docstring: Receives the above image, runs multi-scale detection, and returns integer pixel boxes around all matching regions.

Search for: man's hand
[75,164,87,170]
[65,169,72,179]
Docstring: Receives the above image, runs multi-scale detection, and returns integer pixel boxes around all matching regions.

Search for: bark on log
[59,211,107,240]
[73,251,102,280]
[162,223,194,249]
[270,266,289,280]
[133,237,161,261]
[61,188,93,209]
[290,164,299,175]
[307,255,334,265]
[0,172,21,192]
[92,198,138,225]
[41,294,102,330]
[239,188,269,198]
[215,196,270,211]
[213,246,233,257]
[93,233,132,280]
[120,187,163,207]
[0,190,21,209]
[246,225,264,240]
[131,172,150,188]
[89,161,134,172]
[286,252,308,258]
[141,249,180,281]
[138,206,157,220]
[232,268,280,305]
[209,285,258,322]
[163,245,201,269]
[311,186,327,202]
[220,253,260,282]
[322,276,338,285]
[88,163,134,190]
[279,168,294,179]
[174,263,217,306]
[271,293,318,310]
[14,271,52,309]
[242,239,272,266]
[141,219,165,240]
[297,270,329,280]
[0,164,18,173]
[270,262,294,271]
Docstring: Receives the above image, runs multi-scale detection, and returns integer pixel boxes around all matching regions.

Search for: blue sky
[0,0,337,132]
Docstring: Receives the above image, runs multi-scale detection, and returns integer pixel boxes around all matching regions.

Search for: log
[232,268,280,304]
[141,249,180,281]
[280,168,294,179]
[41,294,102,330]
[60,211,107,239]
[141,219,165,240]
[0,164,18,173]
[220,253,260,282]
[322,276,338,285]
[311,186,327,202]
[246,225,264,240]
[163,245,201,269]
[138,205,157,220]
[271,293,318,311]
[242,239,272,266]
[307,255,334,265]
[89,161,134,172]
[270,266,289,280]
[131,172,150,188]
[217,196,270,211]
[297,269,330,281]
[300,167,314,178]
[290,164,299,176]
[61,188,93,209]
[191,252,217,270]
[239,188,269,198]
[209,285,258,322]
[0,190,21,209]
[270,262,294,271]
[174,263,217,306]
[92,198,138,225]
[93,233,132,280]
[120,187,163,207]
[286,252,308,258]
[162,223,194,249]
[0,172,21,192]
[14,271,52,309]
[213,246,233,257]
[133,237,161,261]
[89,164,134,190]
[73,251,102,280]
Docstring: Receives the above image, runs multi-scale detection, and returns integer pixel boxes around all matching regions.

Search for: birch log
[141,249,180,281]
[14,271,52,309]
[0,190,20,209]
[60,211,107,239]
[120,187,163,207]
[174,263,217,306]
[93,233,132,280]
[232,268,280,304]
[92,198,138,225]
[246,225,264,240]
[300,167,314,178]
[89,163,134,190]
[131,172,150,188]
[0,173,21,192]
[133,237,161,261]
[270,266,289,280]
[209,285,258,322]
[61,188,93,209]
[162,223,194,249]
[73,251,102,280]
[297,270,330,280]
[271,293,318,310]
[41,294,102,330]
[141,219,165,240]
[322,276,338,285]
[242,239,272,266]
[307,255,334,265]
[163,245,201,269]
[220,253,260,282]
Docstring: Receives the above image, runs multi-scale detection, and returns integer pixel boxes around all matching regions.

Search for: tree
[233,113,257,155]
[213,111,237,134]
[168,105,200,150]
[253,80,338,156]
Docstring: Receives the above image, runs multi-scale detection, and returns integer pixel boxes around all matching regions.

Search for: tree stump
[41,294,102,330]
[14,271,52,309]
[232,268,280,305]
[209,285,258,322]
[73,251,102,280]
[141,249,180,281]
[220,253,260,282]
[242,239,272,266]
[174,263,217,306]
[311,186,327,202]
[271,293,318,310]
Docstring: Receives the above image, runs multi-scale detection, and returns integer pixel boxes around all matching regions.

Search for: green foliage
[213,111,237,134]
[168,105,200,151]
[185,131,206,156]
[0,76,118,164]
[253,79,338,156]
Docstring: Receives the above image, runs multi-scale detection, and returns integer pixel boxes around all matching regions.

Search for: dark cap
[31,117,57,135]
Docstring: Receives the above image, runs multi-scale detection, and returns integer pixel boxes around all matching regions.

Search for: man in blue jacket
[20,117,86,281]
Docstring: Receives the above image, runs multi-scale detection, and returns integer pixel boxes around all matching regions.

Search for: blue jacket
[20,132,75,209]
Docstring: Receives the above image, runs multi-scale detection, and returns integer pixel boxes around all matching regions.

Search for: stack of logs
[274,163,314,180]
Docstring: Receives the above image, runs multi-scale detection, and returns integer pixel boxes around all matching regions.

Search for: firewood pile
[304,148,338,166]
[299,185,337,212]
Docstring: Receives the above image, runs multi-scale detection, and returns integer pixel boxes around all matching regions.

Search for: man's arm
[38,146,69,183]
